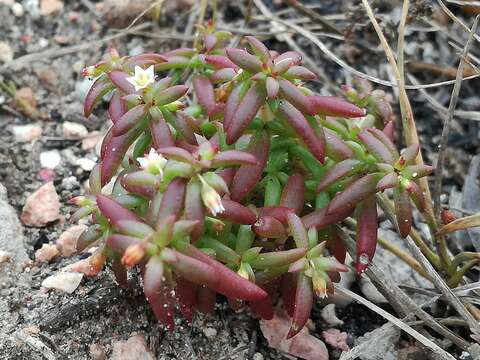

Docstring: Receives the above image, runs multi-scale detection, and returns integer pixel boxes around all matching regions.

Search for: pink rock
[322,328,349,352]
[21,182,61,227]
[62,121,88,139]
[35,243,59,263]
[260,310,328,360]
[38,168,56,182]
[56,225,87,257]
[66,252,105,277]
[81,131,103,150]
[11,124,43,142]
[110,335,155,360]
[40,0,63,16]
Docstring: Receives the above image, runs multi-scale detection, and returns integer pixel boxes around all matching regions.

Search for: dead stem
[433,17,479,219]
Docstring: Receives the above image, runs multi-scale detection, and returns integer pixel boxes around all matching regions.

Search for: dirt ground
[0,0,479,359]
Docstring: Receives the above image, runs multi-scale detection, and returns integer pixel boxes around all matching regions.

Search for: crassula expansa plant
[74,23,434,337]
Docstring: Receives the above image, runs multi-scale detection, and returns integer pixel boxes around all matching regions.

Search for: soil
[0,0,478,359]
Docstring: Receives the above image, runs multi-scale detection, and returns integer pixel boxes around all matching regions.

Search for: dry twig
[433,17,480,218]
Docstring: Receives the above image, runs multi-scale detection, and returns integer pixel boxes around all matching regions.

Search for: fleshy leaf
[355,196,378,273]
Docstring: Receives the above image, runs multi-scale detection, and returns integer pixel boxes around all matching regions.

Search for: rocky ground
[0,0,479,359]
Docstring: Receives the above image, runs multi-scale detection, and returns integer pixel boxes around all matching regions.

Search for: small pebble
[11,124,42,142]
[75,157,96,171]
[11,2,24,16]
[40,150,61,169]
[320,304,344,327]
[35,243,59,263]
[203,327,217,339]
[56,224,87,257]
[0,250,11,264]
[62,121,88,139]
[41,272,83,293]
[21,182,61,227]
[0,42,13,63]
[40,0,63,16]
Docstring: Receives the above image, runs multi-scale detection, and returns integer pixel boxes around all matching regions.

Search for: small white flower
[126,65,155,91]
[137,148,167,176]
[198,175,225,216]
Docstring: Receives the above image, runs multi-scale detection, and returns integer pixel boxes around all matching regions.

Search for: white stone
[11,124,42,142]
[75,158,96,171]
[41,272,83,293]
[62,121,88,139]
[40,150,61,169]
[11,2,24,16]
[0,42,13,63]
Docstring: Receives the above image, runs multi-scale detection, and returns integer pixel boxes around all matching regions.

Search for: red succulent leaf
[110,255,128,289]
[149,107,175,149]
[176,277,197,322]
[211,150,258,167]
[278,101,325,163]
[218,199,257,225]
[245,36,270,62]
[205,54,239,69]
[399,144,419,165]
[250,295,274,320]
[324,129,354,161]
[280,273,297,317]
[357,130,395,164]
[394,187,413,238]
[272,58,293,75]
[226,83,266,145]
[157,178,187,221]
[328,235,347,264]
[278,79,314,115]
[326,173,383,215]
[407,180,426,212]
[302,206,353,230]
[196,286,216,314]
[96,194,142,225]
[162,48,195,58]
[185,180,205,242]
[210,68,237,83]
[193,76,217,116]
[155,56,190,71]
[224,81,249,132]
[284,66,316,81]
[183,244,268,301]
[226,48,263,73]
[266,77,280,99]
[310,96,365,118]
[76,226,102,252]
[84,76,113,117]
[100,125,145,185]
[286,212,308,249]
[287,273,313,339]
[106,234,141,253]
[280,174,305,215]
[107,71,136,94]
[173,111,197,145]
[274,51,302,66]
[376,173,399,191]
[216,168,236,188]
[162,248,219,286]
[143,257,175,330]
[155,85,188,105]
[367,128,399,158]
[108,92,127,123]
[250,248,307,269]
[231,132,270,201]
[259,206,292,224]
[121,171,157,198]
[316,159,363,193]
[157,146,196,164]
[383,121,395,142]
[112,104,147,136]
[355,197,378,273]
[252,216,287,238]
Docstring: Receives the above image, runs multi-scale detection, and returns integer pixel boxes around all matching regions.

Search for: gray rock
[0,183,28,263]
[355,323,400,360]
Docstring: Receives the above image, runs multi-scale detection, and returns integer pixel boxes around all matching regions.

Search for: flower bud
[121,243,146,268]
[198,175,225,216]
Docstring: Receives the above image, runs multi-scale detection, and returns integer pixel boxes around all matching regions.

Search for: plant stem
[344,218,431,280]
[448,260,479,288]
[449,251,480,275]
[376,193,440,269]
[361,0,451,271]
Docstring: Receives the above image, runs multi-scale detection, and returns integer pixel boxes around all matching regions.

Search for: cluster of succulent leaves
[75,22,433,337]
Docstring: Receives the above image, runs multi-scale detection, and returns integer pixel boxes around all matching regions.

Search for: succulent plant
[74,27,434,334]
